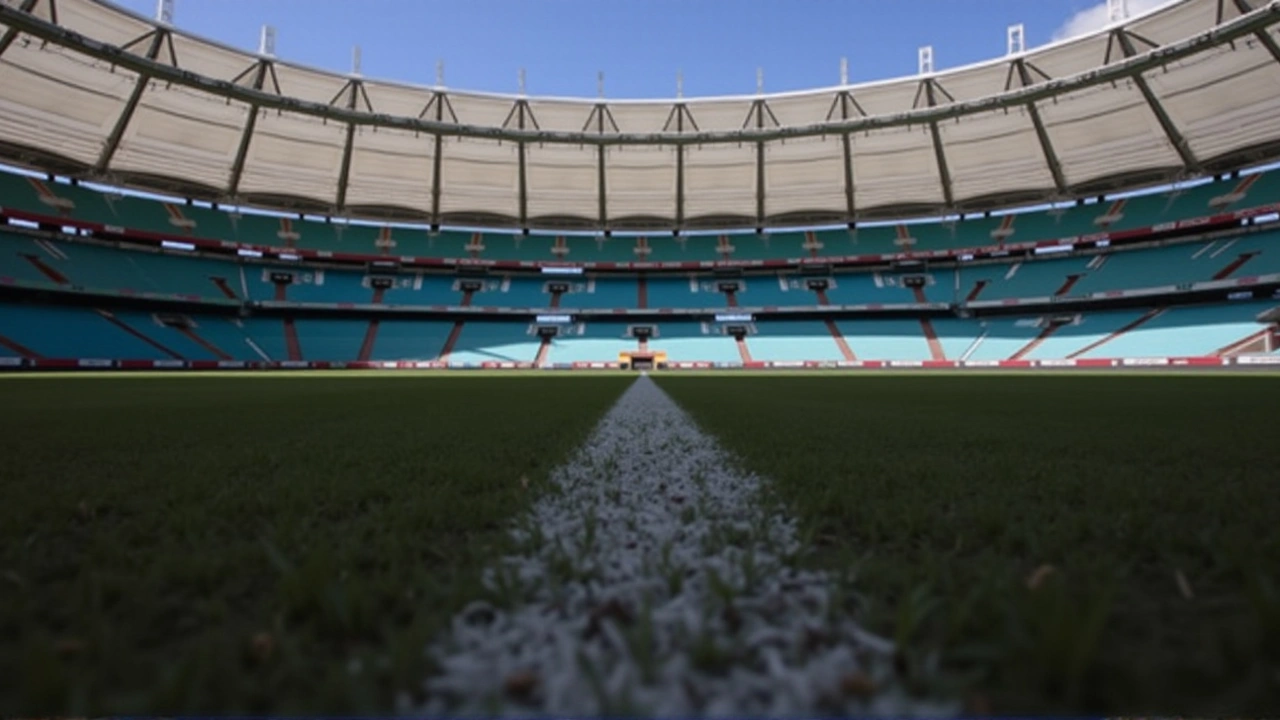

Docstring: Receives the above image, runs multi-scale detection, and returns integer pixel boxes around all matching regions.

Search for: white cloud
[1051,0,1174,42]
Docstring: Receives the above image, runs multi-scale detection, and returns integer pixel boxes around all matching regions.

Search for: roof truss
[3,3,1276,148]
[584,103,619,229]
[0,0,42,59]
[1111,28,1201,174]
[94,27,177,174]
[502,100,539,229]
[826,91,866,221]
[333,78,374,211]
[663,105,697,227]
[1007,59,1068,195]
[419,92,457,227]
[227,60,282,198]
[744,100,781,227]
[915,79,956,208]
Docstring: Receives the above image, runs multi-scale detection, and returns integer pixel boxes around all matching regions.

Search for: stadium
[1,0,1279,715]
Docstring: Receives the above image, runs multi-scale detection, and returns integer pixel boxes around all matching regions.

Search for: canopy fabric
[1,0,1279,230]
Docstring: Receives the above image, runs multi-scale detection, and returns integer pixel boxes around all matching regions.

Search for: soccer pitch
[2,371,1278,714]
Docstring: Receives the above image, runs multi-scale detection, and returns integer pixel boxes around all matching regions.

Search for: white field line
[410,376,956,717]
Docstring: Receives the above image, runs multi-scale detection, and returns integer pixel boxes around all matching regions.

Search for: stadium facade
[0,0,1278,370]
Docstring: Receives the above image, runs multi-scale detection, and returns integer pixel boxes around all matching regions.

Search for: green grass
[0,374,631,714]
[657,374,1280,715]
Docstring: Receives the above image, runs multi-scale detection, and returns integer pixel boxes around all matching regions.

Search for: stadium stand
[3,154,1280,369]
[4,166,1280,265]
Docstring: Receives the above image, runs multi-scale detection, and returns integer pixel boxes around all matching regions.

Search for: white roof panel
[0,0,1276,229]
[525,142,599,220]
[344,126,434,215]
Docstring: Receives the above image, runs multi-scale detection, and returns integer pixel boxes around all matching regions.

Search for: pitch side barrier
[5,356,1280,373]
[2,200,1277,274]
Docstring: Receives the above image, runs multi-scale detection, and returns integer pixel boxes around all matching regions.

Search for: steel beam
[668,104,690,228]
[830,92,861,221]
[841,131,855,220]
[4,3,1277,147]
[1014,61,1069,195]
[753,103,767,227]
[0,0,40,59]
[594,105,608,229]
[94,28,167,173]
[1115,30,1201,172]
[227,61,271,198]
[1233,0,1280,65]
[428,95,446,225]
[514,102,529,229]
[922,81,955,208]
[333,80,366,211]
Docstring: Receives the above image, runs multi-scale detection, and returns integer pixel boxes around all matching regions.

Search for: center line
[411,375,956,717]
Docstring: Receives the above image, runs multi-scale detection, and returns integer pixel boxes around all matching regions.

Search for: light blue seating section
[962,319,1045,362]
[292,319,368,361]
[0,235,243,298]
[1079,302,1271,358]
[930,318,986,360]
[372,320,456,360]
[819,273,915,305]
[836,319,933,361]
[57,243,242,298]
[959,257,1093,302]
[0,233,60,285]
[378,275,460,305]
[188,317,267,361]
[646,276,730,309]
[1022,311,1148,360]
[245,266,365,303]
[111,310,223,361]
[0,304,167,359]
[749,320,845,362]
[447,321,542,365]
[652,321,741,362]
[245,267,465,305]
[958,232,1280,302]
[1,298,1276,363]
[734,276,808,308]
[475,277,547,308]
[545,322,636,363]
[239,317,291,361]
[281,271,372,305]
[558,278,638,310]
[1070,233,1280,296]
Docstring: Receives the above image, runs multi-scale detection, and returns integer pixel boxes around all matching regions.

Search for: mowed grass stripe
[0,375,632,715]
[657,374,1280,715]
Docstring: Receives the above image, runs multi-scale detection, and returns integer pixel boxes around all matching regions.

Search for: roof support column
[0,0,40,59]
[668,99,690,231]
[333,84,367,211]
[920,79,955,208]
[755,135,766,228]
[95,28,168,173]
[1114,30,1201,173]
[597,144,607,231]
[753,68,767,229]
[516,120,528,230]
[596,111,608,231]
[833,86,860,222]
[675,139,685,230]
[227,60,274,198]
[1013,60,1068,195]
[1232,0,1280,65]
[430,106,444,227]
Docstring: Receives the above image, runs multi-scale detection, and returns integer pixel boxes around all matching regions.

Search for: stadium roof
[2,0,1280,232]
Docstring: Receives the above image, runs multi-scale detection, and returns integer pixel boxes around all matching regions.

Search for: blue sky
[108,0,1169,98]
